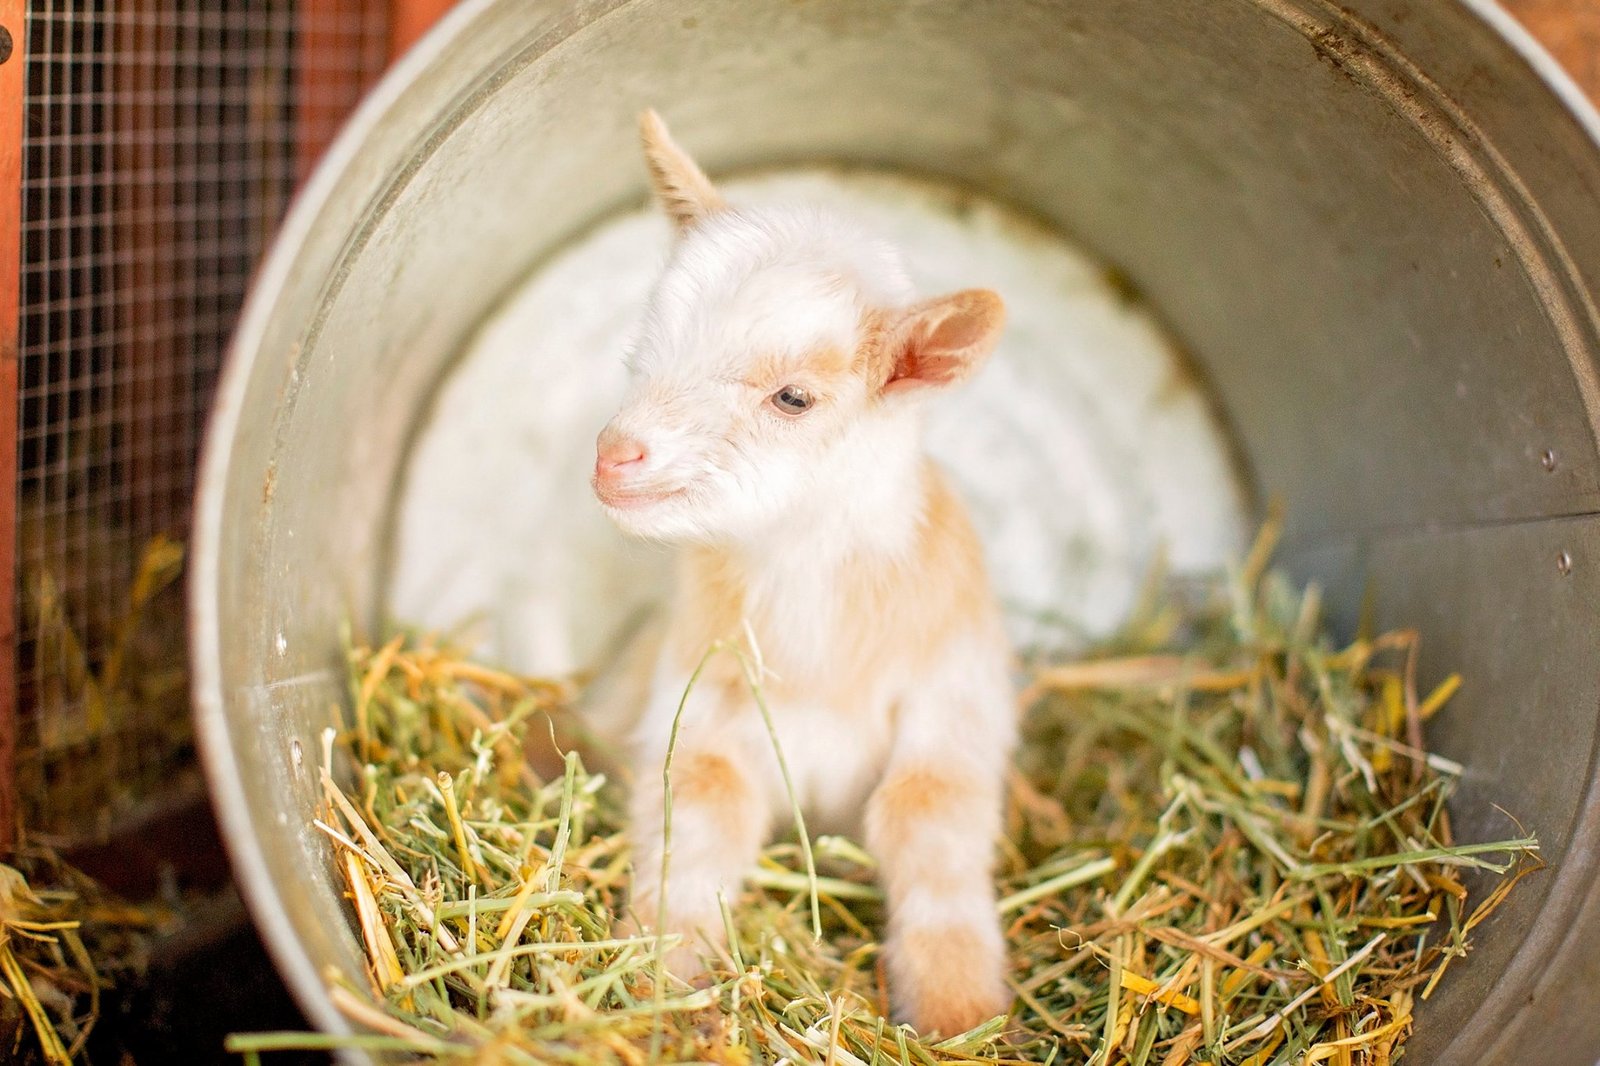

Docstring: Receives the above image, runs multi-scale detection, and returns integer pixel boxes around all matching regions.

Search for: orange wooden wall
[0,1,19,849]
[391,0,458,62]
[1506,0,1600,104]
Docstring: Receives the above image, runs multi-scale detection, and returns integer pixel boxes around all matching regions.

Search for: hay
[0,844,172,1065]
[1,536,189,1064]
[22,532,190,835]
[230,527,1538,1064]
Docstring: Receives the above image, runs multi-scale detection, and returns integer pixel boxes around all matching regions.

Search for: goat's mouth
[592,480,687,512]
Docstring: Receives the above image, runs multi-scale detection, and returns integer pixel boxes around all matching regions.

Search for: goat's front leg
[628,722,769,979]
[866,753,1010,1035]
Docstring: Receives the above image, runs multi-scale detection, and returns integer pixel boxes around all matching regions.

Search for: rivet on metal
[1541,448,1558,473]
[0,28,13,65]
[1557,551,1574,576]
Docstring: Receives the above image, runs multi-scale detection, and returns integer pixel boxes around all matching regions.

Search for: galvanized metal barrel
[190,1,1600,1061]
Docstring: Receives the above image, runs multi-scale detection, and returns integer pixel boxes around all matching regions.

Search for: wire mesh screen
[17,1,388,839]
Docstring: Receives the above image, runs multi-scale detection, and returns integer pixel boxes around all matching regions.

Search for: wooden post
[390,0,456,62]
[297,0,378,185]
[1504,0,1600,105]
[0,2,21,852]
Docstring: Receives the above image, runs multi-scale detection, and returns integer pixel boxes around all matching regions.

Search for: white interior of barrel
[387,169,1248,671]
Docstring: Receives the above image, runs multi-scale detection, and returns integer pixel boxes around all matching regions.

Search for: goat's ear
[879,289,1005,397]
[638,109,725,234]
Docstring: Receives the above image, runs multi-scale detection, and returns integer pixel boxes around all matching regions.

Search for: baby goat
[591,110,1016,1035]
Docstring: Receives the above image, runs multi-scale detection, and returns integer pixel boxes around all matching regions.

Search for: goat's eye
[770,385,814,415]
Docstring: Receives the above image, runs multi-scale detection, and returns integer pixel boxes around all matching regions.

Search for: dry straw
[230,524,1538,1064]
[2,537,188,1064]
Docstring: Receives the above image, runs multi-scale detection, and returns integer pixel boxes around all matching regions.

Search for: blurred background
[0,0,1591,1062]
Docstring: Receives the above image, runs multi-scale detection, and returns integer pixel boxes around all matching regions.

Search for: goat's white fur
[590,110,1017,1036]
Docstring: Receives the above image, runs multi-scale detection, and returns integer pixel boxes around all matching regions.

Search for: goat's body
[627,460,1016,1032]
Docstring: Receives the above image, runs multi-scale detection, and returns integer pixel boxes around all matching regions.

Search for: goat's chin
[599,493,707,543]
[599,490,782,547]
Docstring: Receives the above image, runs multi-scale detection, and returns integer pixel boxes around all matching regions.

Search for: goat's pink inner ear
[883,289,1006,396]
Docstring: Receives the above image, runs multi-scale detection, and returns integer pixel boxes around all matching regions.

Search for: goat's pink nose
[595,432,646,476]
